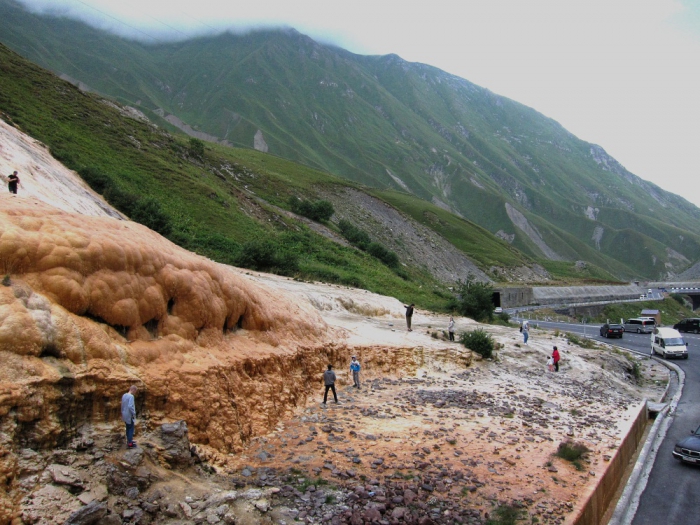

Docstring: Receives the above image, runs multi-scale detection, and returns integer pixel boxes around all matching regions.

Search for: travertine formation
[0,198,338,522]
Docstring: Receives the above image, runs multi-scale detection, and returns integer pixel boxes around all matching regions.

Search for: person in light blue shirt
[350,356,361,389]
[121,385,138,448]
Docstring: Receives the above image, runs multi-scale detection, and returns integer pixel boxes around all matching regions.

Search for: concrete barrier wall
[574,401,648,525]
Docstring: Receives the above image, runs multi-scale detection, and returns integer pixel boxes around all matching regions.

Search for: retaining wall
[574,401,648,525]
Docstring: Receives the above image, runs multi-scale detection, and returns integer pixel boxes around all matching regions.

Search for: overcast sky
[19,0,700,207]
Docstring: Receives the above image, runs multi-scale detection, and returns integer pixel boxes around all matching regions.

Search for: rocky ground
[10,272,667,525]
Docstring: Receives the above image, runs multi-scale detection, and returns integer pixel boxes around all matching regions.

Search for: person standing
[7,171,20,194]
[323,364,338,404]
[448,316,455,342]
[522,320,530,345]
[552,346,561,372]
[404,303,415,331]
[350,356,361,388]
[121,385,138,448]
[546,355,554,372]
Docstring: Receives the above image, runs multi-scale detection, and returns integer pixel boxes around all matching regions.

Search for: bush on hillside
[78,167,112,194]
[234,238,299,275]
[289,197,334,222]
[78,166,173,235]
[338,220,399,268]
[131,197,173,236]
[338,219,371,250]
[459,328,494,358]
[449,275,495,322]
[366,242,399,268]
[188,138,205,160]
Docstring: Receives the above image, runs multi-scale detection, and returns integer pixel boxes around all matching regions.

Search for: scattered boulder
[160,421,194,467]
[63,501,107,525]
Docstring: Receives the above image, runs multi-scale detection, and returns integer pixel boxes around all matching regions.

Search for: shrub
[366,242,399,268]
[234,238,299,275]
[188,138,205,160]
[289,197,334,222]
[628,359,642,382]
[459,328,494,358]
[131,197,172,236]
[555,440,590,463]
[338,219,371,250]
[449,274,495,322]
[79,166,112,194]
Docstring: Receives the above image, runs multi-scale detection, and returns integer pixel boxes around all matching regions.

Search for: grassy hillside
[1,42,545,312]
[1,0,700,280]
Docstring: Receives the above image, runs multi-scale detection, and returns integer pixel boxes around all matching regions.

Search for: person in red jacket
[552,346,561,372]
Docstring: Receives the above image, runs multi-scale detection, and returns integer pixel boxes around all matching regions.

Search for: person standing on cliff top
[404,303,415,331]
[121,385,138,448]
[521,319,530,345]
[7,171,20,194]
[350,356,361,389]
[322,364,338,405]
[552,346,561,372]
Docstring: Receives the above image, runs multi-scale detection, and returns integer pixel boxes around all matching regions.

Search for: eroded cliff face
[0,198,345,522]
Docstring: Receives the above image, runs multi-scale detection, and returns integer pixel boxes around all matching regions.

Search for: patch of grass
[486,504,525,525]
[565,332,599,349]
[555,440,590,464]
[627,358,642,382]
[295,477,329,492]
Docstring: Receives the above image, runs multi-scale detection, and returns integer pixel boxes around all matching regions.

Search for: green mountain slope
[1,0,699,279]
[2,42,558,313]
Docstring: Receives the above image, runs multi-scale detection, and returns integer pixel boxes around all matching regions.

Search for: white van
[651,327,688,359]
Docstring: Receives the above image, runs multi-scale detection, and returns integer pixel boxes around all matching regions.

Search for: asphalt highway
[513,317,700,524]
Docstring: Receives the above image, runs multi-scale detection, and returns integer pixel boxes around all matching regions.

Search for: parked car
[673,318,700,334]
[639,294,646,300]
[599,323,624,338]
[623,318,655,334]
[651,327,688,359]
[673,425,700,464]
[494,307,503,314]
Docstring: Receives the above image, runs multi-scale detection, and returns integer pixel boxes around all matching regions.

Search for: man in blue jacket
[350,356,361,389]
[121,385,138,448]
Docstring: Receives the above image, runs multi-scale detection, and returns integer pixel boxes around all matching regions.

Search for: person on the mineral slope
[404,303,415,331]
[121,385,138,448]
[522,319,530,345]
[552,346,561,372]
[448,316,455,342]
[322,364,338,405]
[350,356,361,389]
[7,171,20,194]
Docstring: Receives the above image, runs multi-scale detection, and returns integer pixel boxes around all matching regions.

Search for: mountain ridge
[1,0,699,280]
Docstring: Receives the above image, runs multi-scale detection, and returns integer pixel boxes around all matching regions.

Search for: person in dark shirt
[7,171,20,194]
[404,303,415,331]
[322,364,338,404]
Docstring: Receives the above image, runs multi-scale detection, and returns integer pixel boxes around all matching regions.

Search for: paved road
[514,316,700,524]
